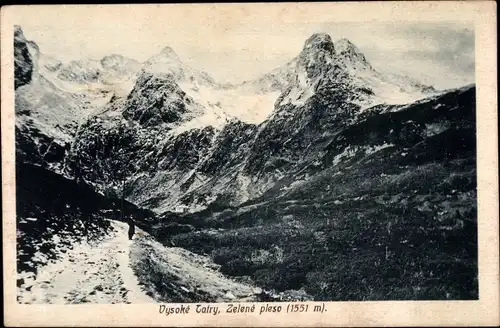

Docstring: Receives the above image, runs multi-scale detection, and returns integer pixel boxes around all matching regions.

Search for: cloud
[228,21,475,88]
[336,21,475,89]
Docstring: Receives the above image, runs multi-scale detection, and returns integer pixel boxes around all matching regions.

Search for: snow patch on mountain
[351,69,432,110]
[178,82,280,127]
[278,64,317,106]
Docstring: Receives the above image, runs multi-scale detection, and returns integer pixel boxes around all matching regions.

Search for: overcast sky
[14,8,474,90]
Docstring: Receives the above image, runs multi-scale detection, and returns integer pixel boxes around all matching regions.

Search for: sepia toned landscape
[14,20,477,304]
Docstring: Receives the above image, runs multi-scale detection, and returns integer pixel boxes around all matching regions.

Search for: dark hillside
[16,163,157,280]
[148,87,478,301]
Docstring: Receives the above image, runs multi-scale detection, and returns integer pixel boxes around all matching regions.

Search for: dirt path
[17,220,266,304]
[130,231,263,303]
[17,221,155,304]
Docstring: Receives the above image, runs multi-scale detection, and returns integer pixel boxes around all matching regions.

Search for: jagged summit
[334,38,358,54]
[334,38,371,69]
[144,46,182,68]
[101,54,134,62]
[296,33,337,81]
[160,46,176,54]
[157,46,181,60]
[303,33,335,53]
[142,45,218,87]
[300,34,371,70]
[100,54,141,75]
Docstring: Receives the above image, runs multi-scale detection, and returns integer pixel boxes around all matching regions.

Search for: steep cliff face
[122,71,205,127]
[14,25,34,89]
[14,27,115,173]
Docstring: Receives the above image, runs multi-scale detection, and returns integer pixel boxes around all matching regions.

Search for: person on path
[127,216,136,240]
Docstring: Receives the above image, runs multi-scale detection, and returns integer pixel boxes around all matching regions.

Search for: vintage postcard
[1,2,498,327]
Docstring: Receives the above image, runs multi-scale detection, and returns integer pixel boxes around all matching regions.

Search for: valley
[13,25,478,302]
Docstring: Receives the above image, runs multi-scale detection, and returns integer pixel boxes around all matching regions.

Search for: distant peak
[334,38,371,68]
[102,54,124,59]
[145,46,182,68]
[101,54,140,70]
[335,38,360,54]
[159,46,179,59]
[303,33,335,52]
[101,54,138,63]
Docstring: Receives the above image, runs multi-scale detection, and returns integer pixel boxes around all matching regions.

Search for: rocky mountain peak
[302,33,335,53]
[296,33,336,80]
[142,46,218,87]
[158,46,181,61]
[14,25,34,89]
[334,38,358,54]
[101,54,130,64]
[100,54,141,74]
[14,25,24,38]
[334,38,371,69]
[143,46,184,74]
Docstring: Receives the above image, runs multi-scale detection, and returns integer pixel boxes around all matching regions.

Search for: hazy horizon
[15,20,474,90]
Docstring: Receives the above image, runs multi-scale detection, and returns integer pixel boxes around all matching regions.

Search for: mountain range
[14,25,477,301]
[15,27,438,213]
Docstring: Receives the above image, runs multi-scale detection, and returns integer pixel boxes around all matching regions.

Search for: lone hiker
[127,216,136,240]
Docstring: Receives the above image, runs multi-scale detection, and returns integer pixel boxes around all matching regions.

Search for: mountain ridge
[14,25,466,215]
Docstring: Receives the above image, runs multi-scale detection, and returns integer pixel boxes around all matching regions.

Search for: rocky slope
[162,84,478,300]
[14,26,119,172]
[14,26,33,89]
[61,32,439,213]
